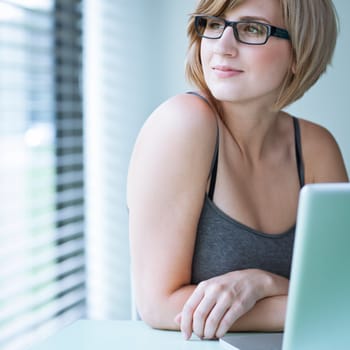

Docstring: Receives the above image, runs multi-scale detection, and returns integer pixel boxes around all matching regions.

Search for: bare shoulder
[141,93,217,139]
[298,118,348,183]
[127,93,218,206]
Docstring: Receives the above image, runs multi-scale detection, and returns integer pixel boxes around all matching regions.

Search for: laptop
[220,182,350,350]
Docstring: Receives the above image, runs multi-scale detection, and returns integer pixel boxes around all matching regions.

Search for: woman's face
[200,0,293,107]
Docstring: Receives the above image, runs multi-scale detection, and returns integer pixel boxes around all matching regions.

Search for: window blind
[0,1,85,349]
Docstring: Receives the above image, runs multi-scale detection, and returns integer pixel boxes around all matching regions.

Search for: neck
[219,101,283,162]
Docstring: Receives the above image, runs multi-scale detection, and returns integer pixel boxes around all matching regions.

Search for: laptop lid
[220,183,350,350]
[282,182,350,350]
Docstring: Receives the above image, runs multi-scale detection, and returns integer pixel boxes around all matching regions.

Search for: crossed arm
[174,270,288,339]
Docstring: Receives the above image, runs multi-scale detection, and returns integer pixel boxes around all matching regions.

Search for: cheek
[252,45,293,85]
[200,45,212,81]
[200,41,208,68]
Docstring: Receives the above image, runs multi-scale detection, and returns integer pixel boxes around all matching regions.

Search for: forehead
[223,0,284,25]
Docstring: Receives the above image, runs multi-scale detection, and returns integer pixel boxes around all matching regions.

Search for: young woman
[127,0,348,340]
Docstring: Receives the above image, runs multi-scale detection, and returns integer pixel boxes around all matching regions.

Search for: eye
[207,18,225,31]
[240,22,267,36]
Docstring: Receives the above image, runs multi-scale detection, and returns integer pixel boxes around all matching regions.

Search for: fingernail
[183,331,190,340]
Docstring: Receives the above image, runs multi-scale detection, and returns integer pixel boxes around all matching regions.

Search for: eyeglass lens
[196,16,269,44]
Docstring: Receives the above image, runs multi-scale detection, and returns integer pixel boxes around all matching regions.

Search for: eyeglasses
[194,15,290,45]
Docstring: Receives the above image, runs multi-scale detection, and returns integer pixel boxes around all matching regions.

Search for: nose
[213,25,239,55]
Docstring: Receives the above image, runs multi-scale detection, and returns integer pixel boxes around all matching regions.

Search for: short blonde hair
[185,0,338,111]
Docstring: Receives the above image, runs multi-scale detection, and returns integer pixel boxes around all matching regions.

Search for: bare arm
[127,94,218,328]
[229,295,287,331]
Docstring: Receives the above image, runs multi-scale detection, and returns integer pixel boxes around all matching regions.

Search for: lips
[213,65,243,73]
[212,65,243,78]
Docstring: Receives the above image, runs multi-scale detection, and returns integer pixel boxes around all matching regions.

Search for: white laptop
[220,183,350,350]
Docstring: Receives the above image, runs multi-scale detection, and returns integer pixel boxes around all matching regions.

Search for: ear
[291,59,296,74]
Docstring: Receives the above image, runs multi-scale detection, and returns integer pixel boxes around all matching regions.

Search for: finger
[192,294,217,338]
[203,300,231,339]
[215,303,245,339]
[180,285,206,340]
[174,312,181,326]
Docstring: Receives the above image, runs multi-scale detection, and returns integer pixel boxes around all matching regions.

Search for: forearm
[140,269,288,333]
[229,295,287,332]
[142,290,287,333]
[138,284,195,330]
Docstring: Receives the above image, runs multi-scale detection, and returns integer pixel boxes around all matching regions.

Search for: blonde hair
[185,0,338,111]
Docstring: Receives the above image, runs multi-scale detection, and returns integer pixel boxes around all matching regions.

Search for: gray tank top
[189,93,305,283]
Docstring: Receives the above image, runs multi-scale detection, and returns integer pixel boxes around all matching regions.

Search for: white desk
[29,320,224,350]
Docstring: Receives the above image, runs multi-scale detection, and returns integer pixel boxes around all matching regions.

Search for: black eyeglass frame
[194,15,290,45]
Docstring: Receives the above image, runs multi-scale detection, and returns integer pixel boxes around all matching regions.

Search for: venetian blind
[0,0,85,349]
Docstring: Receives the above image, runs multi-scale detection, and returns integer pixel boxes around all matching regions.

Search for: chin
[209,85,279,106]
[207,83,241,101]
[210,90,241,103]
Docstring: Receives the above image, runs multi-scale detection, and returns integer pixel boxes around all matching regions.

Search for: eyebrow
[234,16,272,24]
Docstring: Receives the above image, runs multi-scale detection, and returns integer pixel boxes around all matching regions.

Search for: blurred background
[0,0,348,349]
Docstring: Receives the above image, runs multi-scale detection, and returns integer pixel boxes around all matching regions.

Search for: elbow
[139,310,165,330]
[136,297,178,331]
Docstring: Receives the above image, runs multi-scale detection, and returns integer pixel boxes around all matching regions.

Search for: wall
[286,0,350,172]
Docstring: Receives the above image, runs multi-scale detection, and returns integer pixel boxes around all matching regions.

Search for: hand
[175,269,287,340]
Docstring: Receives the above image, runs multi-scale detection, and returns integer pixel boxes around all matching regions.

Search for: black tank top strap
[208,128,219,200]
[186,91,219,199]
[292,116,305,187]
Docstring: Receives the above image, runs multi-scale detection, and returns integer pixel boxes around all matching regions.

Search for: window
[0,1,84,349]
